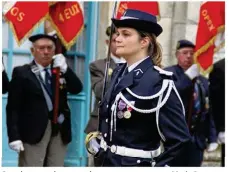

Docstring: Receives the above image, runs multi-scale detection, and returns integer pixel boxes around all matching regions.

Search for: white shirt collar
[34,60,50,71]
[34,61,51,80]
[127,56,149,72]
[111,54,126,64]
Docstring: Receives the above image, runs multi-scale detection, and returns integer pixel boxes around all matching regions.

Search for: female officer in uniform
[86,9,191,167]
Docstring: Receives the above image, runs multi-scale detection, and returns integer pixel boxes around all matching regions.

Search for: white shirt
[35,61,51,82]
[111,54,126,64]
[127,56,149,72]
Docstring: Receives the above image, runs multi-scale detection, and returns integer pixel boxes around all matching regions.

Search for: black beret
[29,34,56,43]
[176,40,195,50]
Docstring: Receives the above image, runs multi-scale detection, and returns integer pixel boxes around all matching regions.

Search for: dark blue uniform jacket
[98,58,191,167]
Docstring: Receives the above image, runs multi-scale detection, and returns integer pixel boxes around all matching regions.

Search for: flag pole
[98,1,118,131]
[52,34,62,136]
[101,1,118,100]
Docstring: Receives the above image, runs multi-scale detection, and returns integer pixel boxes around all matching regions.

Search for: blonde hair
[138,31,163,68]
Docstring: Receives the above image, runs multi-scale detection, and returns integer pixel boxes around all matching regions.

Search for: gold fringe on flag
[194,25,225,75]
[47,15,84,50]
[4,13,49,46]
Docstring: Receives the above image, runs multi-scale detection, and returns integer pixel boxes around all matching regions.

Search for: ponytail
[138,31,163,68]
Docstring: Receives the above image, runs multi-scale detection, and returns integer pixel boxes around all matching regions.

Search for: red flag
[48,2,84,50]
[194,2,225,73]
[116,1,160,20]
[3,2,49,45]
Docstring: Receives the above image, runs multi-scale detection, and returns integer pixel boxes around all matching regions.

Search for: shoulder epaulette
[154,66,173,76]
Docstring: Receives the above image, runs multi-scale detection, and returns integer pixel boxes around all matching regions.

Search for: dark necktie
[44,68,52,96]
[114,67,128,89]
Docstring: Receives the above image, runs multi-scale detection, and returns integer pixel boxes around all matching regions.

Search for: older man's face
[31,38,55,67]
[176,47,194,71]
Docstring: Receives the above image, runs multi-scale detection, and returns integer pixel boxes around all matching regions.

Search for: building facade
[97,1,224,66]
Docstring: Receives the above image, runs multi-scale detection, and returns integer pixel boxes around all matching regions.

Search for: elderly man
[165,40,218,166]
[6,34,82,166]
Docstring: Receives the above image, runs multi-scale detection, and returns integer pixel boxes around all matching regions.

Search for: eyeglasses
[34,45,55,52]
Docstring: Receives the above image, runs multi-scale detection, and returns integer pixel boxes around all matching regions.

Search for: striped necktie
[44,68,52,96]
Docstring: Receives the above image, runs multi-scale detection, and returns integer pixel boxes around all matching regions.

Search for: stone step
[201,145,222,167]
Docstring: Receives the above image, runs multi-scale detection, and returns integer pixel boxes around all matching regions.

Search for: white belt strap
[112,145,161,159]
[100,139,161,159]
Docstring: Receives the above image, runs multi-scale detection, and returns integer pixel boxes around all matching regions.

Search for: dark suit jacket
[165,65,217,150]
[6,62,82,144]
[2,70,9,94]
[99,58,191,166]
[209,58,225,133]
[84,58,116,133]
